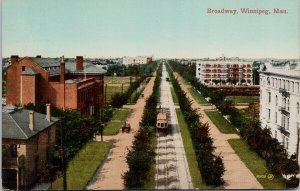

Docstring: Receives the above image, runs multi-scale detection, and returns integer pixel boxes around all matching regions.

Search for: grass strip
[176,109,210,189]
[104,109,130,135]
[51,141,111,190]
[205,110,237,134]
[228,139,285,189]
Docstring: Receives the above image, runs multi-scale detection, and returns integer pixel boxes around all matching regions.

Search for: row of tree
[111,77,146,108]
[123,64,162,189]
[169,61,299,188]
[106,62,158,77]
[167,64,225,186]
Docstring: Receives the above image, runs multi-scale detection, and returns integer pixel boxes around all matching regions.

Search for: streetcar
[156,111,169,133]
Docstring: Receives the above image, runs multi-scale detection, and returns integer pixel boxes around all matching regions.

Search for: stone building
[2,104,59,190]
[6,55,106,116]
[259,61,300,162]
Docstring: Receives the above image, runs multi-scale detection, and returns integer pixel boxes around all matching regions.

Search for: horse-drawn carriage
[122,121,131,133]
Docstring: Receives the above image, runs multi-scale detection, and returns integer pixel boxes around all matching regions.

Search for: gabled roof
[2,108,60,140]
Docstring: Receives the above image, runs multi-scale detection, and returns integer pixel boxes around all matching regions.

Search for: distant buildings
[122,56,152,65]
[6,55,106,116]
[259,61,300,160]
[2,104,59,190]
[196,60,253,86]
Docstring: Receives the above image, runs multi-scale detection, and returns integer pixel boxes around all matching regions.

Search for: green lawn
[170,84,179,105]
[205,110,237,134]
[179,77,208,104]
[105,85,129,103]
[111,109,130,121]
[228,139,285,189]
[176,109,210,189]
[188,86,208,104]
[104,109,130,135]
[226,96,259,105]
[51,141,112,190]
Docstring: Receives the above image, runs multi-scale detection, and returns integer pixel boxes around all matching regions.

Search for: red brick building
[6,55,106,116]
[196,61,253,86]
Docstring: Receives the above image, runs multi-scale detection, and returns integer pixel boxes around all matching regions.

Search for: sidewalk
[88,72,156,190]
[174,72,263,189]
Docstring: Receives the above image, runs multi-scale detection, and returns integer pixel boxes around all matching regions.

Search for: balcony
[278,106,290,116]
[279,88,290,97]
[2,155,25,169]
[277,125,290,137]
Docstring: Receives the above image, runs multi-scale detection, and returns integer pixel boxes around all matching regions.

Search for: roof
[2,108,60,140]
[157,112,168,120]
[259,62,300,79]
[26,57,107,76]
[65,60,107,75]
[22,68,39,75]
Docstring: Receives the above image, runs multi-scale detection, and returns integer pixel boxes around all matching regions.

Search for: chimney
[36,55,42,58]
[46,104,51,122]
[60,56,65,83]
[76,56,83,71]
[10,55,19,65]
[29,110,35,131]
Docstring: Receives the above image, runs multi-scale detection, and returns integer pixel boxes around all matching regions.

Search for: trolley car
[156,111,169,132]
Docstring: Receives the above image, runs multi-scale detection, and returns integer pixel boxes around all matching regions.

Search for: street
[155,63,193,189]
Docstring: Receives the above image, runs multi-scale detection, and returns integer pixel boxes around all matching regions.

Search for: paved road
[155,63,193,189]
[174,72,263,189]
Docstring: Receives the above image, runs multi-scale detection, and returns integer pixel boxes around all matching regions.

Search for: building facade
[196,61,253,86]
[6,55,106,116]
[122,56,152,65]
[259,62,300,161]
[2,104,59,190]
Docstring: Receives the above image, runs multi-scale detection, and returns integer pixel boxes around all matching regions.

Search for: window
[287,117,289,130]
[297,102,299,114]
[283,98,286,109]
[287,99,290,111]
[268,109,271,120]
[267,77,270,86]
[22,66,26,71]
[275,95,278,106]
[275,130,277,139]
[268,92,271,103]
[286,137,289,150]
[10,144,17,157]
[275,112,277,123]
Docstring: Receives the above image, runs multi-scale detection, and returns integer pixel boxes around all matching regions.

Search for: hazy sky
[2,0,300,58]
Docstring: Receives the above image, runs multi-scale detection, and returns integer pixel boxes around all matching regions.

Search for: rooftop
[25,57,107,76]
[259,61,300,78]
[2,106,59,140]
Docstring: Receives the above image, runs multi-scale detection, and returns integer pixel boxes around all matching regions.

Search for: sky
[2,0,300,59]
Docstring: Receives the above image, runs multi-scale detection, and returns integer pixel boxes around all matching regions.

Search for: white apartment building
[259,61,300,160]
[122,56,150,65]
[196,61,253,86]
